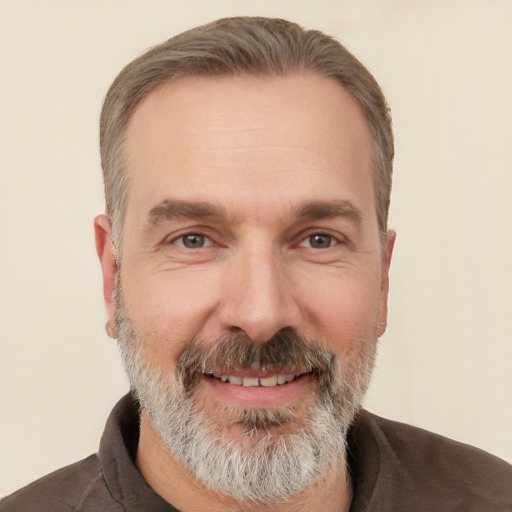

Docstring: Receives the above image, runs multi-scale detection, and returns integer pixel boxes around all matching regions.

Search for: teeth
[242,377,259,386]
[260,376,278,387]
[218,373,301,387]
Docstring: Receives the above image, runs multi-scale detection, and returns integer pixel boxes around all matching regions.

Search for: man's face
[96,72,394,501]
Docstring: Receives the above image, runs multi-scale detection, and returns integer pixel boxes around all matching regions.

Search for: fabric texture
[2,394,511,511]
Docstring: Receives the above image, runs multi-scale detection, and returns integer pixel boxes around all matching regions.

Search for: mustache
[177,328,338,392]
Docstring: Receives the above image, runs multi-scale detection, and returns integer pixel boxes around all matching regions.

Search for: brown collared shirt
[2,394,511,511]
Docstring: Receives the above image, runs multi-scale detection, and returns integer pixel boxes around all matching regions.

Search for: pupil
[311,234,331,248]
[183,234,204,248]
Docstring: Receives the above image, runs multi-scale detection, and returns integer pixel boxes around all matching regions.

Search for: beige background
[1,0,511,497]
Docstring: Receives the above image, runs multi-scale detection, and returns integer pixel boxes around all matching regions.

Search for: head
[95,17,395,505]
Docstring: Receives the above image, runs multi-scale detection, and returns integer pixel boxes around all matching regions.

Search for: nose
[218,246,301,343]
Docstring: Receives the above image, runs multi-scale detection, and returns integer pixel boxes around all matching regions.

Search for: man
[2,16,511,512]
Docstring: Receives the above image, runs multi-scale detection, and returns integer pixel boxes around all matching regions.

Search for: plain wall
[1,0,511,496]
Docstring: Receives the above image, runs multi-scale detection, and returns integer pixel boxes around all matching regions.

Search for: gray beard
[115,286,376,504]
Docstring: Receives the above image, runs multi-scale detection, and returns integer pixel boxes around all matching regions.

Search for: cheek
[121,270,221,369]
[301,269,383,344]
[307,280,381,381]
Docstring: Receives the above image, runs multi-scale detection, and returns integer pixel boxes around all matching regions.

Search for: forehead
[122,73,374,223]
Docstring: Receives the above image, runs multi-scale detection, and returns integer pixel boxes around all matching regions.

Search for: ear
[94,214,118,338]
[378,229,396,337]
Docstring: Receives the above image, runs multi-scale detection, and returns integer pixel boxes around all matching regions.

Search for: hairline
[109,70,388,256]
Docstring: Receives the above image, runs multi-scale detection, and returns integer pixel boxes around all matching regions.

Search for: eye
[173,233,212,249]
[300,233,337,249]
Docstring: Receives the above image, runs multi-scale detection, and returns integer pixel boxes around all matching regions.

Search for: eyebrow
[147,199,228,226]
[293,200,362,223]
[146,198,362,227]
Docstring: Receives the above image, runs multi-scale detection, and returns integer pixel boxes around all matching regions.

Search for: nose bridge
[220,241,298,343]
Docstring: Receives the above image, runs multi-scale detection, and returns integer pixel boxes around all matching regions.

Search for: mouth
[205,370,312,387]
[199,369,315,408]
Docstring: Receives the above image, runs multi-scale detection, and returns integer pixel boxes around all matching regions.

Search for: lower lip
[201,373,314,408]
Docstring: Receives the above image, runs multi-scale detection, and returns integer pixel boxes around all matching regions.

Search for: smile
[205,371,312,387]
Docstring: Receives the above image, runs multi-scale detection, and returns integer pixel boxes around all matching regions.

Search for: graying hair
[115,289,374,503]
[100,16,393,252]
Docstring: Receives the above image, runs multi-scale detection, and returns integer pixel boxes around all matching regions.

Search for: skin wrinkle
[138,199,370,274]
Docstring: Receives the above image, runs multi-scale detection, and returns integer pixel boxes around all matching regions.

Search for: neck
[136,411,352,512]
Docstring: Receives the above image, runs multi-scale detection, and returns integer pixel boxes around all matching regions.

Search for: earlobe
[378,229,396,336]
[94,214,118,338]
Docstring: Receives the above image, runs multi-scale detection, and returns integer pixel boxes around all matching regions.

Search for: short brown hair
[100,16,393,251]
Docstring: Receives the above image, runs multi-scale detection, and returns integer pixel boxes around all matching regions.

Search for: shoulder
[0,454,121,512]
[367,411,512,476]
[351,410,512,511]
